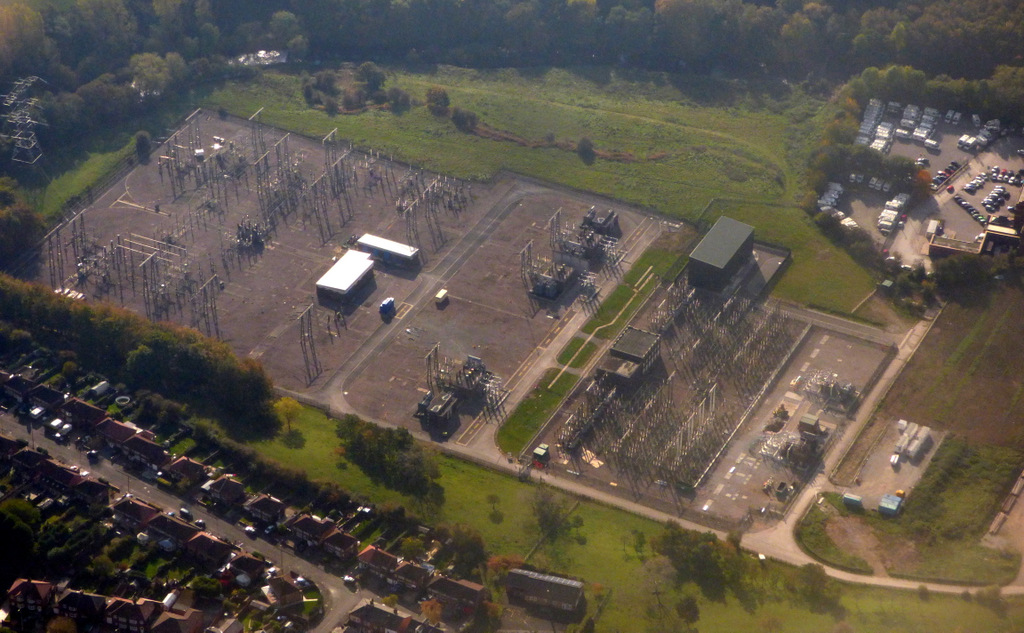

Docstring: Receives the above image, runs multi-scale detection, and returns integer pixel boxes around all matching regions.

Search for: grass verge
[556,337,599,368]
[496,368,579,455]
[580,277,656,338]
[38,141,135,221]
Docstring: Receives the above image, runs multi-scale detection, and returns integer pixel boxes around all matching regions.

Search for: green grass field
[248,403,1024,631]
[204,66,875,313]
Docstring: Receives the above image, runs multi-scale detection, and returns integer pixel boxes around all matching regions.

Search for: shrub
[134,131,152,162]
[426,87,449,116]
[451,107,478,132]
[577,137,595,164]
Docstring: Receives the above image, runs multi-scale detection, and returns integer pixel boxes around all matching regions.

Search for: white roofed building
[316,250,375,302]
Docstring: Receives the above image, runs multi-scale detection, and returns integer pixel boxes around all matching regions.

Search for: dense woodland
[0,0,1020,218]
[0,0,1022,159]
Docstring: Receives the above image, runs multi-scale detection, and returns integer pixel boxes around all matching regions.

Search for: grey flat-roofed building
[610,327,660,366]
[688,216,754,290]
[596,327,660,389]
[506,569,584,612]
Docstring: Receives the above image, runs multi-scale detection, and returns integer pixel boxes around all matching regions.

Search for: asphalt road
[0,413,363,633]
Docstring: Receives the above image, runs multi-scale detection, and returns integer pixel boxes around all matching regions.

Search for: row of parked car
[951,193,987,225]
[932,160,962,190]
[982,186,1012,213]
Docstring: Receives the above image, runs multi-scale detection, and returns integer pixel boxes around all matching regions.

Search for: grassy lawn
[556,337,599,368]
[170,437,196,456]
[622,245,688,286]
[204,66,875,313]
[36,141,135,221]
[495,368,579,456]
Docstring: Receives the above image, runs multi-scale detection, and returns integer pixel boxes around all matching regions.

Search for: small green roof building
[688,217,755,290]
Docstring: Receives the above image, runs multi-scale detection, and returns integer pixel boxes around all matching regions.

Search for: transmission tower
[1,76,46,164]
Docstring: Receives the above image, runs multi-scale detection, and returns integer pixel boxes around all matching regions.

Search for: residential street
[0,413,363,633]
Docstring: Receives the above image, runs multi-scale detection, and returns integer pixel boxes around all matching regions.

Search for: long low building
[356,233,420,267]
[316,250,375,302]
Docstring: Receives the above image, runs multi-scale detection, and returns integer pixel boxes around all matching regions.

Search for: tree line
[0,272,278,436]
[1,0,1023,147]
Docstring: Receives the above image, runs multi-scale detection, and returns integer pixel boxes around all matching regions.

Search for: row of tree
[0,178,45,268]
[335,414,441,496]
[0,273,278,436]
[3,0,1024,121]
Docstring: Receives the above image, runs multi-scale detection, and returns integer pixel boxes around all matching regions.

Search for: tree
[288,35,309,59]
[486,493,500,511]
[135,131,152,162]
[269,11,302,49]
[0,506,36,588]
[61,360,79,383]
[675,596,699,624]
[633,529,647,558]
[386,88,410,112]
[486,554,523,575]
[398,536,426,560]
[532,488,570,538]
[356,62,386,93]
[382,594,399,608]
[420,599,442,624]
[273,397,302,432]
[426,86,449,116]
[189,576,221,598]
[443,524,487,578]
[483,601,503,623]
[0,180,44,268]
[794,563,842,611]
[88,554,116,579]
[451,107,478,132]
[577,137,596,164]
